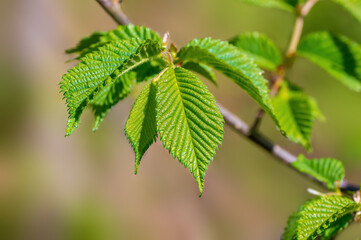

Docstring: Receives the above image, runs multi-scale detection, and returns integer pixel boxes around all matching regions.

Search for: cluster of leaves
[61,0,361,237]
[61,24,285,195]
[282,154,360,239]
[234,0,361,238]
[238,0,361,23]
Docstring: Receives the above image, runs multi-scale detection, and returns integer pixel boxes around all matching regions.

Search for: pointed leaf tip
[156,67,224,194]
[125,81,158,174]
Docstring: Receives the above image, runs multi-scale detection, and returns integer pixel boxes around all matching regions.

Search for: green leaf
[91,71,136,132]
[60,39,162,136]
[236,0,300,12]
[125,81,158,174]
[298,32,361,92]
[272,82,321,150]
[292,155,345,190]
[100,24,162,43]
[177,38,277,124]
[283,195,359,240]
[66,24,162,57]
[182,62,217,85]
[155,67,224,194]
[320,213,352,240]
[66,31,106,54]
[331,0,361,23]
[229,32,282,71]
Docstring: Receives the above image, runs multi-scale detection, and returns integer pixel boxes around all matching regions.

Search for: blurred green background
[0,0,361,239]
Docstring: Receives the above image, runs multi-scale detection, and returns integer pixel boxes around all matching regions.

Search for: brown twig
[94,0,359,192]
[96,0,130,25]
[218,103,359,192]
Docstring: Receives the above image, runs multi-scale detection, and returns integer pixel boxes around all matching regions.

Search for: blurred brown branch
[218,104,358,192]
[96,0,130,25]
[95,0,359,193]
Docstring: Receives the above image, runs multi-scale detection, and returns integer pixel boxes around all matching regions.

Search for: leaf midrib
[171,67,202,185]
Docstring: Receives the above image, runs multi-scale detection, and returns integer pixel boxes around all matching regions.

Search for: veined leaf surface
[283,195,359,240]
[91,71,136,131]
[298,32,361,92]
[125,81,158,173]
[156,67,224,194]
[177,38,277,124]
[66,24,162,56]
[61,39,162,136]
[292,155,345,190]
[272,83,321,150]
[229,32,282,71]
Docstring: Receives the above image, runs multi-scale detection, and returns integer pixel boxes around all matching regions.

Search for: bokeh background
[1,0,361,239]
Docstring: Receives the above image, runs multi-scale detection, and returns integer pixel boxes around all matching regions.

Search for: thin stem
[286,0,319,60]
[301,0,319,16]
[286,16,304,58]
[251,0,317,130]
[251,66,284,130]
[95,0,359,192]
[96,0,130,25]
[250,108,265,130]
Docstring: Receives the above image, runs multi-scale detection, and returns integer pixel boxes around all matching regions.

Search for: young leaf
[298,32,361,92]
[125,81,158,174]
[272,83,321,150]
[177,38,277,124]
[236,0,299,12]
[331,0,361,23]
[229,32,282,71]
[66,24,162,57]
[182,62,217,85]
[155,67,224,194]
[60,39,162,136]
[292,155,345,190]
[283,195,360,240]
[91,71,136,132]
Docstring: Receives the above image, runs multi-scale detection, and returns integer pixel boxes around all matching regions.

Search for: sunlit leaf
[91,71,136,132]
[229,32,282,71]
[60,39,162,135]
[125,81,158,173]
[66,24,162,57]
[292,155,345,190]
[283,195,359,240]
[156,67,224,194]
[177,38,277,124]
[272,83,321,150]
[298,32,361,92]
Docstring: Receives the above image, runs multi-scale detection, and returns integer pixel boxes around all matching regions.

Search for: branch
[96,0,130,25]
[285,15,304,58]
[95,0,359,192]
[218,103,359,192]
[251,0,318,130]
[287,0,318,58]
